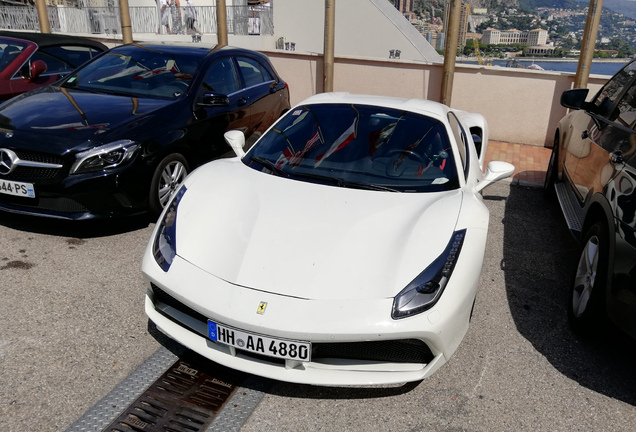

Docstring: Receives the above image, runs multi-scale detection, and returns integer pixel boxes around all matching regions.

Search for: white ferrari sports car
[142,93,514,386]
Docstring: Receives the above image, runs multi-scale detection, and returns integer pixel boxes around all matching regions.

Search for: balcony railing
[0,4,273,36]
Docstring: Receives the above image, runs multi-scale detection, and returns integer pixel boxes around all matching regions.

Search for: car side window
[613,82,636,129]
[41,46,102,69]
[593,61,636,118]
[447,112,469,178]
[23,50,73,76]
[236,56,273,88]
[201,57,239,95]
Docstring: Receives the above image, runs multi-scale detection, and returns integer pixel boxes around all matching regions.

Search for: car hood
[0,87,173,154]
[173,160,464,301]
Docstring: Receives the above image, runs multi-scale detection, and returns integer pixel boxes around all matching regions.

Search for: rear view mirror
[28,60,47,82]
[476,161,515,192]
[561,88,589,110]
[199,93,229,107]
[224,130,246,158]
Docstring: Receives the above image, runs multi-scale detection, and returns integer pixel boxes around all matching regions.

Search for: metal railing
[0,4,273,37]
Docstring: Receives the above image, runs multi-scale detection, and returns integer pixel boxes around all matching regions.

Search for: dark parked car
[545,59,636,339]
[0,31,107,101]
[0,43,290,220]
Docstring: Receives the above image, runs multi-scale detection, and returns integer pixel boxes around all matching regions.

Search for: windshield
[244,103,459,192]
[61,46,202,100]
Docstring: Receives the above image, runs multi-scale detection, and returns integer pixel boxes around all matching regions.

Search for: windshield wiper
[61,85,98,94]
[249,156,287,177]
[336,179,399,192]
[250,157,398,191]
[95,88,135,97]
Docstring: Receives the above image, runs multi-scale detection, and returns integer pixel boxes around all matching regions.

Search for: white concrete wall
[261,50,607,147]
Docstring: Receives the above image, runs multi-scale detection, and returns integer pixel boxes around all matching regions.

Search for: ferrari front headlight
[71,140,140,174]
[153,185,187,271]
[392,229,466,319]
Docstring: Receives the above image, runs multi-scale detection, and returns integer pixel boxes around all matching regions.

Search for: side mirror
[476,161,515,192]
[28,60,47,82]
[560,88,589,110]
[199,93,229,107]
[224,130,246,158]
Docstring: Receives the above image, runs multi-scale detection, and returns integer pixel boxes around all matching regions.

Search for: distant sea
[458,59,630,76]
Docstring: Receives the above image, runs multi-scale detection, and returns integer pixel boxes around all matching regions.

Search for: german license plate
[208,321,311,361]
[0,179,35,198]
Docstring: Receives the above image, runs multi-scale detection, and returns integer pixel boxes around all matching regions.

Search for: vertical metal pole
[441,0,461,106]
[323,0,335,93]
[119,0,134,44]
[35,0,51,33]
[574,0,603,89]
[217,0,228,47]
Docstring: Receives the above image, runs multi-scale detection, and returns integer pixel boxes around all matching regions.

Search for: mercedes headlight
[392,229,466,319]
[71,140,140,174]
[153,185,187,272]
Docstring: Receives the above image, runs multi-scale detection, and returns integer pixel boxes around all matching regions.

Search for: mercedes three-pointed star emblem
[0,148,18,176]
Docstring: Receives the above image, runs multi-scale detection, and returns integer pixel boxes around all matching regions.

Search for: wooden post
[574,0,603,89]
[35,0,50,34]
[216,0,228,47]
[323,0,335,93]
[119,0,134,44]
[441,0,461,106]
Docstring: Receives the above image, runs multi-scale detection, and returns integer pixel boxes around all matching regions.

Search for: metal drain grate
[104,356,239,432]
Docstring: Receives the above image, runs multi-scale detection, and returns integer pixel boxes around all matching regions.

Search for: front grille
[2,166,60,181]
[314,339,433,364]
[14,150,64,165]
[152,283,209,324]
[0,150,65,182]
[150,284,433,365]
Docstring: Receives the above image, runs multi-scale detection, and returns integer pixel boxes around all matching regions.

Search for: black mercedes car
[545,59,636,339]
[0,43,290,219]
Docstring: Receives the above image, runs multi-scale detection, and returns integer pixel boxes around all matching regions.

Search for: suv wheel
[568,220,609,336]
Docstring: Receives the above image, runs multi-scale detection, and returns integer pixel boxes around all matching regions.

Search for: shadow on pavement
[0,211,154,238]
[502,184,636,406]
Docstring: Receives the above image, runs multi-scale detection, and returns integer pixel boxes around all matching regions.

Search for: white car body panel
[177,159,463,300]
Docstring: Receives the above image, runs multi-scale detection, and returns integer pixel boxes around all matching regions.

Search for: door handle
[581,130,589,139]
[237,98,247,106]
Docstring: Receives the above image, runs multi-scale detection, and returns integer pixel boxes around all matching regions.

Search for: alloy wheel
[157,160,187,208]
[572,234,599,318]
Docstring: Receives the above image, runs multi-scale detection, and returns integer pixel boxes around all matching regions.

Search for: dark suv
[545,60,636,339]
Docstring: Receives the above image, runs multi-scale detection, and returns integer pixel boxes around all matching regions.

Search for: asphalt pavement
[1,180,636,432]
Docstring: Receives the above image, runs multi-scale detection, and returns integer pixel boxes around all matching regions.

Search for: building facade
[482,28,548,46]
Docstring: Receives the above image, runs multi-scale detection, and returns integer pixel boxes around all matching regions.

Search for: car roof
[116,43,273,61]
[297,92,452,120]
[0,31,108,51]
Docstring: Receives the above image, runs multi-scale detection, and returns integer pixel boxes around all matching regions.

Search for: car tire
[568,220,609,336]
[149,153,189,218]
[543,133,559,199]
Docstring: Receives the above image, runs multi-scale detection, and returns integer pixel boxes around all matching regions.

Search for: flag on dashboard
[315,118,357,166]
[275,129,322,169]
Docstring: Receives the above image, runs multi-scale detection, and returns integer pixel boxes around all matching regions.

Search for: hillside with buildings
[399,0,636,56]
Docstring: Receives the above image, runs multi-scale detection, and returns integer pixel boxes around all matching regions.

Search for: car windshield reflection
[62,47,202,100]
[245,103,459,193]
